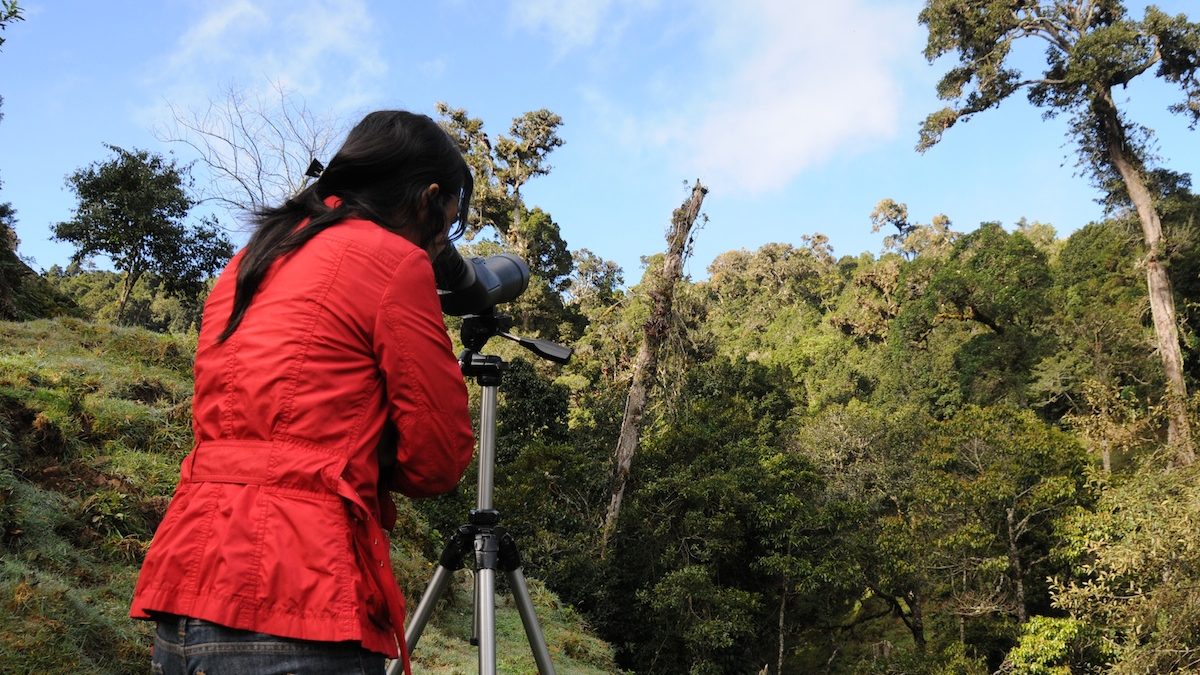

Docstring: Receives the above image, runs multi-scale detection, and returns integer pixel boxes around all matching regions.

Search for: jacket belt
[184,439,412,673]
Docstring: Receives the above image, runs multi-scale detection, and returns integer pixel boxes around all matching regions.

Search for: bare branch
[155,79,344,220]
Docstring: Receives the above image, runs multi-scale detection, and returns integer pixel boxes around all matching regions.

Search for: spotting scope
[432,246,530,316]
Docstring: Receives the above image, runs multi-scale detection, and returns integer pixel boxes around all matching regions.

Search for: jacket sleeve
[373,248,474,498]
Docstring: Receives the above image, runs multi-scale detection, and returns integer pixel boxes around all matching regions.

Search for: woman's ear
[422,183,442,208]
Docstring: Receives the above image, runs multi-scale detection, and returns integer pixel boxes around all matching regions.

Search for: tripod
[387,311,571,675]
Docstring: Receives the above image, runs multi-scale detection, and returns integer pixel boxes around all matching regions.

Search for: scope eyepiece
[433,246,530,316]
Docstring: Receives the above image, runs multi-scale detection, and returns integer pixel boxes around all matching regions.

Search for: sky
[1,0,1198,285]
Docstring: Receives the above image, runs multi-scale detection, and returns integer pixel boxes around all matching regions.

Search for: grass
[407,572,618,674]
[0,318,617,674]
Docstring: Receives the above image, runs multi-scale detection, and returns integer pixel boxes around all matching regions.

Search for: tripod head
[458,310,572,376]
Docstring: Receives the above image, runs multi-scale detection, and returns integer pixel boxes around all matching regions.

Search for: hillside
[0,231,83,322]
[0,318,617,674]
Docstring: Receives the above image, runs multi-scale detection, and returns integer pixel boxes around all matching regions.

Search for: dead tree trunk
[599,181,707,556]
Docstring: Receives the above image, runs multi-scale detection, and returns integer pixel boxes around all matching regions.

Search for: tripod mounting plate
[469,508,501,527]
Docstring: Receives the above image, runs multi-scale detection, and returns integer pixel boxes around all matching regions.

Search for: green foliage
[0,0,22,50]
[918,2,1198,455]
[889,222,1053,409]
[436,104,564,243]
[869,199,959,260]
[0,242,85,322]
[586,358,845,673]
[1147,6,1200,123]
[919,407,1095,622]
[567,248,623,311]
[917,0,1196,165]
[1053,462,1200,673]
[1005,616,1109,674]
[829,253,900,344]
[1032,220,1156,418]
[704,239,849,407]
[43,265,209,333]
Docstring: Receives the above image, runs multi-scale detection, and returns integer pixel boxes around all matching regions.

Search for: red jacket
[130,205,475,665]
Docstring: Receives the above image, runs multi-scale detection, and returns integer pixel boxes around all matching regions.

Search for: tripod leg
[477,568,498,674]
[405,565,454,651]
[506,568,558,675]
[387,523,477,675]
[385,565,455,675]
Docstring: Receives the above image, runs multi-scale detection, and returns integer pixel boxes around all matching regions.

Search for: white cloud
[683,0,920,194]
[559,0,922,196]
[152,0,386,111]
[509,0,613,52]
[508,0,660,55]
[166,0,269,74]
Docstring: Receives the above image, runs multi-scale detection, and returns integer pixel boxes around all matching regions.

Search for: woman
[130,110,476,675]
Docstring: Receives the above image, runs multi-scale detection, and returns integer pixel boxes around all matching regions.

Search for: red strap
[335,476,412,675]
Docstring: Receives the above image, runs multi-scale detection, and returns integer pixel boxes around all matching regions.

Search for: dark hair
[217,110,472,342]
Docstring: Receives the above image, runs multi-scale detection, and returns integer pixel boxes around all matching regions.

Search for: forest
[3,1,1200,673]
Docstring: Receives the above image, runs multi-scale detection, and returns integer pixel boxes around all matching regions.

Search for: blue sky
[2,0,1198,284]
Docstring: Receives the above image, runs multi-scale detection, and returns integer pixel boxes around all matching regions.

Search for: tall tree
[437,104,573,337]
[919,0,1200,462]
[600,181,707,555]
[53,145,232,323]
[436,104,565,259]
[566,247,623,310]
[493,109,564,256]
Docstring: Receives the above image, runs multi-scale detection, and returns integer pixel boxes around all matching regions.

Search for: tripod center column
[476,382,499,510]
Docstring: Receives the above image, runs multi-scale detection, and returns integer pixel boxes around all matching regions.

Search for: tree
[926,223,1053,406]
[919,408,1093,645]
[1031,219,1159,425]
[157,79,342,214]
[870,198,958,260]
[53,145,232,323]
[919,0,1200,462]
[565,248,623,310]
[0,184,18,315]
[494,109,564,248]
[437,104,575,339]
[596,358,834,674]
[436,104,566,258]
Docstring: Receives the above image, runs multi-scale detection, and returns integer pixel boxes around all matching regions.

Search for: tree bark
[116,256,144,325]
[777,579,787,675]
[1092,89,1194,465]
[599,181,707,556]
[908,591,926,653]
[1005,507,1028,623]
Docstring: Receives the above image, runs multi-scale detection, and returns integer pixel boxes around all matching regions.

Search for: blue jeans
[151,616,387,675]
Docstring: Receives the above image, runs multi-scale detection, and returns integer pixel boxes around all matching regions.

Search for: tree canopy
[919,0,1200,461]
[53,145,232,323]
